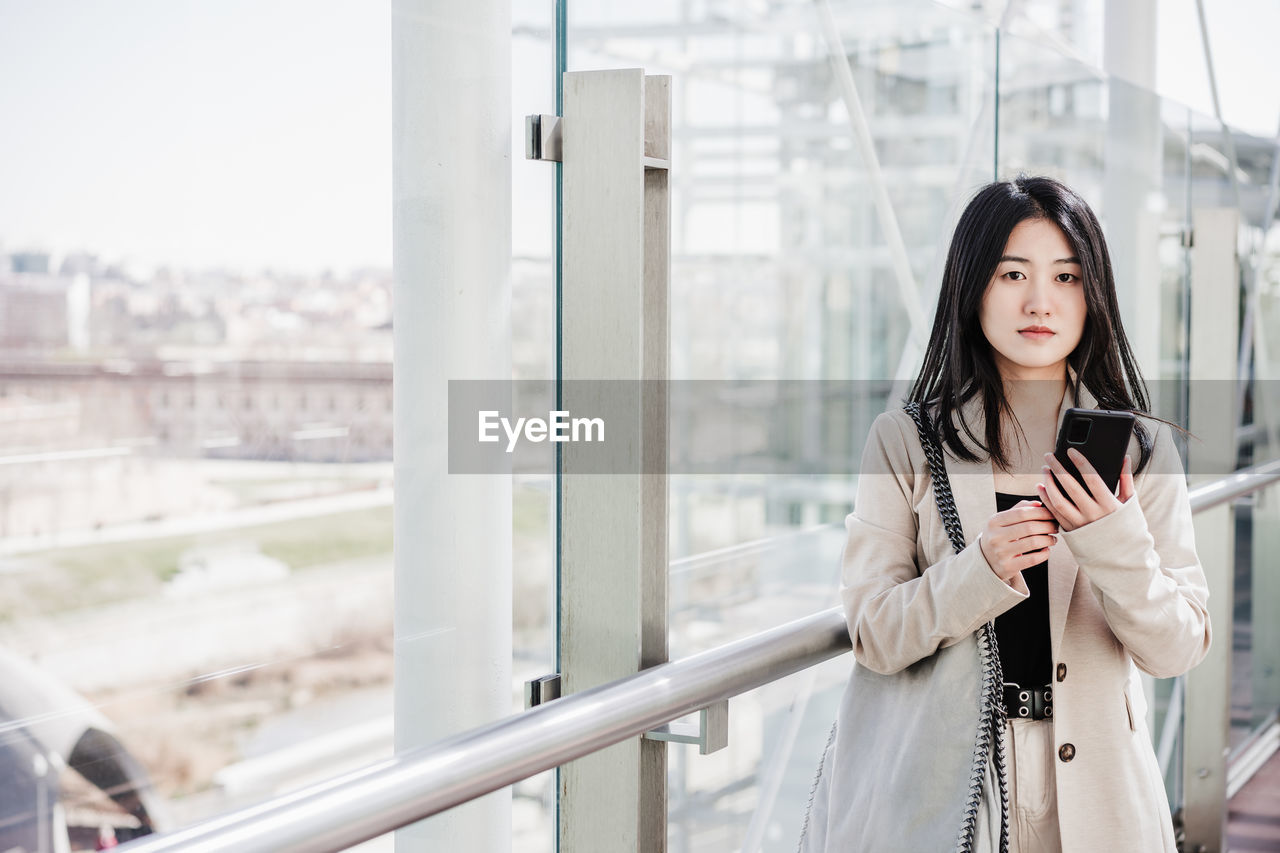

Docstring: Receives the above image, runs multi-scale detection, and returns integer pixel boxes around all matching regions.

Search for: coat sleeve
[1057,421,1212,678]
[840,411,1026,675]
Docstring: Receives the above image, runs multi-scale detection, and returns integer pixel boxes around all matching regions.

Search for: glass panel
[990,16,1271,812]
[995,27,1106,182]
[666,657,851,852]
[566,0,998,552]
[1247,124,1280,752]
[1182,107,1278,767]
[512,3,559,852]
[1203,109,1280,766]
[1157,102,1193,411]
[1150,102,1193,809]
[0,3,393,848]
[565,0,997,846]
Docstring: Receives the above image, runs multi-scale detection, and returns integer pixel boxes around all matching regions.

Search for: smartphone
[1052,408,1136,500]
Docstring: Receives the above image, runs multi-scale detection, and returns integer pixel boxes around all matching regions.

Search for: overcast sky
[0,0,392,274]
[0,0,1274,274]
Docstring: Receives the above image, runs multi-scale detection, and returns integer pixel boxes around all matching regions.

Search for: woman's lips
[1019,330,1055,340]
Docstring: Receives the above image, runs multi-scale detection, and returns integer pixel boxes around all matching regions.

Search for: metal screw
[1196,767,1210,779]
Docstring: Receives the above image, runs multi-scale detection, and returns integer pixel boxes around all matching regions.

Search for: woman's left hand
[1037,448,1135,532]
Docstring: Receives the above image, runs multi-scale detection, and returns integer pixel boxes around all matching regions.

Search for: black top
[992,492,1053,689]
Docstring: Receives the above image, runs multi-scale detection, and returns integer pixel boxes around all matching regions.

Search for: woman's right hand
[979,500,1059,586]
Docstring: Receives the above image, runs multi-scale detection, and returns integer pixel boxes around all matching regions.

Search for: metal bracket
[643,699,728,755]
[525,114,562,162]
[525,673,562,709]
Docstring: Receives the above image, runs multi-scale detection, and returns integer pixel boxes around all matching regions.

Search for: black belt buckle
[1003,683,1053,720]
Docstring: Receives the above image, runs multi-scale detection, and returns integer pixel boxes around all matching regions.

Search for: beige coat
[840,381,1211,853]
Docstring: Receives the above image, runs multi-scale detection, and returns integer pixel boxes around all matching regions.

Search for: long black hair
[909,174,1182,476]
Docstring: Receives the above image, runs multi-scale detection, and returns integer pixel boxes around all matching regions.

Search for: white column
[1103,0,1162,379]
[1103,0,1165,740]
[1183,208,1239,853]
[392,1,512,850]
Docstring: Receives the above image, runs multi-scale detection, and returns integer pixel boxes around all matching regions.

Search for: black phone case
[1053,408,1135,499]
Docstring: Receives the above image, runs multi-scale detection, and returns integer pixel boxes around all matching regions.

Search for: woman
[811,176,1211,852]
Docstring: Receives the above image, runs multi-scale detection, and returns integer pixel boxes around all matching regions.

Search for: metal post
[392,0,512,850]
[559,68,670,852]
[34,753,50,853]
[1251,203,1280,747]
[1183,208,1239,853]
[1253,483,1280,726]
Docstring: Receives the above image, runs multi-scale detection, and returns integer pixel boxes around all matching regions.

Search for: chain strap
[904,401,966,553]
[903,402,1010,853]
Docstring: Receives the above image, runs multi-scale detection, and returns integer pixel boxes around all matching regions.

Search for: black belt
[1003,683,1053,720]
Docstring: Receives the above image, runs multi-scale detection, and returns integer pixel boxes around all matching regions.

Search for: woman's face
[979,217,1087,383]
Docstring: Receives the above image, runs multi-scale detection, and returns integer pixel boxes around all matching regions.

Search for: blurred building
[0,359,393,464]
[0,272,91,351]
[0,359,391,539]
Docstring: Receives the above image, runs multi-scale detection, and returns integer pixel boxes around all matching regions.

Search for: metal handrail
[1187,456,1280,512]
[121,608,851,853]
[120,458,1280,853]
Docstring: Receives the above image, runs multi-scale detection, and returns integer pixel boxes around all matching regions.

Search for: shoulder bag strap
[903,400,965,555]
[903,400,1011,853]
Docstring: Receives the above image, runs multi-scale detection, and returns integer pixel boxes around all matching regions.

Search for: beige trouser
[1006,718,1063,853]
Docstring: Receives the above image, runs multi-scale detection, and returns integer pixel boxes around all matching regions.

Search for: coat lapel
[937,368,1098,661]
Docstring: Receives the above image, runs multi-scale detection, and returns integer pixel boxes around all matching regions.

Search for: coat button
[1056,663,1067,682]
[1058,743,1076,762]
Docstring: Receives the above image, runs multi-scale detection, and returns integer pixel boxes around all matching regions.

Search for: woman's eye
[1005,271,1025,281]
[1057,273,1078,283]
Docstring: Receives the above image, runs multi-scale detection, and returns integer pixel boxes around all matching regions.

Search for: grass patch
[208,477,379,504]
[0,507,393,621]
[256,507,393,568]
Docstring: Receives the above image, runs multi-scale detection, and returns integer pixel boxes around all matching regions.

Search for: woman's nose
[1024,277,1054,314]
